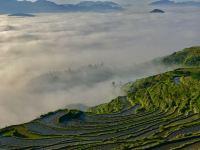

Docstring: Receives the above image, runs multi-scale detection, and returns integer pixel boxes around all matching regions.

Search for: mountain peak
[150,9,165,13]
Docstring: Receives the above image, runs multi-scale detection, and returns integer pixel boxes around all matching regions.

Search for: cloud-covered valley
[0,6,200,127]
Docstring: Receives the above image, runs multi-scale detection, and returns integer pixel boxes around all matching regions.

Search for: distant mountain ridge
[63,1,122,12]
[8,13,36,17]
[0,0,123,13]
[151,0,200,6]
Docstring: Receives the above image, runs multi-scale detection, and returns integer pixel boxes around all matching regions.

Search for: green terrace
[0,47,200,150]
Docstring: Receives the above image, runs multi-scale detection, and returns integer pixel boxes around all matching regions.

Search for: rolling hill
[0,46,200,150]
[161,46,200,67]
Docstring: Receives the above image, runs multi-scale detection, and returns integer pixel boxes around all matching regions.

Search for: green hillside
[89,46,200,115]
[89,67,200,114]
[0,47,200,150]
[161,46,200,66]
[88,96,132,114]
[125,68,200,114]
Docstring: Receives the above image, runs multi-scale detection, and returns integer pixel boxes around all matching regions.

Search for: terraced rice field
[1,67,200,149]
[0,107,200,150]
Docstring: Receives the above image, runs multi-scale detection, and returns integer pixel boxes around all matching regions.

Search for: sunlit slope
[124,68,200,114]
[161,46,200,66]
[89,46,200,114]
[89,67,200,114]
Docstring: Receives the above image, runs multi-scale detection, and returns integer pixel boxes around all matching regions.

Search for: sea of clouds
[0,5,200,127]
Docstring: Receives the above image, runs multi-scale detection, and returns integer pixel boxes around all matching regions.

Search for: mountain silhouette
[0,0,123,13]
[151,0,200,6]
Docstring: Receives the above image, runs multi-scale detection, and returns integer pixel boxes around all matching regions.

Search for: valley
[0,47,200,150]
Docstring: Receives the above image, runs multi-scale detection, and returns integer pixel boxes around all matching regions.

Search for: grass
[161,46,200,66]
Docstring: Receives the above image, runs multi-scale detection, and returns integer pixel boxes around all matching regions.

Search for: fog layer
[0,6,200,127]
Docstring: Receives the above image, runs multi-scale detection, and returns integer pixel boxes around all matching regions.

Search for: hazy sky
[20,0,200,4]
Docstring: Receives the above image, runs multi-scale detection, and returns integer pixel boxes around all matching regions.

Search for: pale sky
[20,0,200,4]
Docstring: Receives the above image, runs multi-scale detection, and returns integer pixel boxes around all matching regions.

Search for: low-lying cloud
[0,6,200,127]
